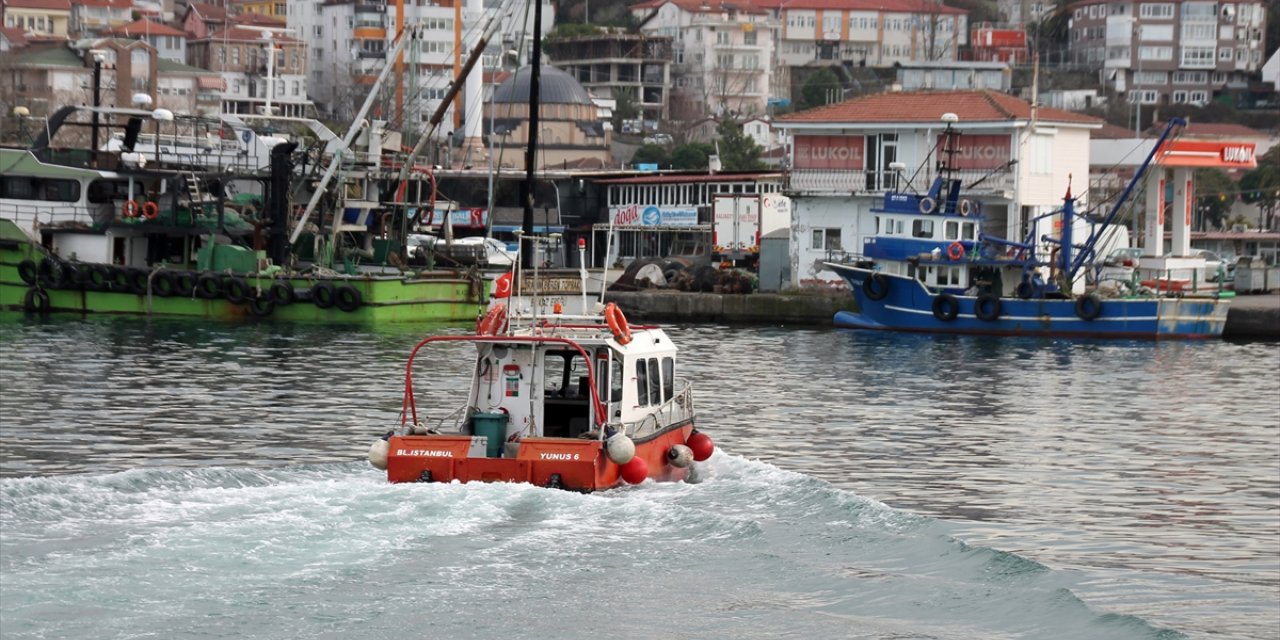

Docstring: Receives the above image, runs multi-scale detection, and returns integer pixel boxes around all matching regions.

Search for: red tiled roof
[110,18,188,38]
[1093,122,1137,139]
[753,0,965,14]
[187,2,228,21]
[0,26,30,47]
[778,89,1102,125]
[204,26,299,43]
[231,12,287,27]
[77,0,133,8]
[4,0,72,9]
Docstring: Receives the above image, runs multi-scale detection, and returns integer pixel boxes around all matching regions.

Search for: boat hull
[385,423,695,492]
[829,264,1230,339]
[0,245,486,323]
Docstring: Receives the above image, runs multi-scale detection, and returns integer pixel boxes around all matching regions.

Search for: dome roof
[493,65,594,106]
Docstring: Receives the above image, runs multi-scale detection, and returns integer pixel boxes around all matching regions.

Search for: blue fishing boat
[825,117,1231,339]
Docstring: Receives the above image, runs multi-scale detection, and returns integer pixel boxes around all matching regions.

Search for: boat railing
[618,381,694,438]
[2,202,103,232]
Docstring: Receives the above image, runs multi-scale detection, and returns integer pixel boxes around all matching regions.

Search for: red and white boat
[367,260,714,491]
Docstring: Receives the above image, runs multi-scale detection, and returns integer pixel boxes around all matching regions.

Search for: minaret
[457,0,487,166]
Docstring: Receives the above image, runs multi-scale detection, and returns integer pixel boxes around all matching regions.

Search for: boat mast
[521,0,543,268]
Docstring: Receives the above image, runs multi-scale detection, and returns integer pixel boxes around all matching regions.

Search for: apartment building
[187,25,310,116]
[109,18,189,62]
[998,0,1052,25]
[73,0,135,37]
[2,0,72,37]
[631,0,778,119]
[1068,0,1268,107]
[545,33,674,123]
[757,0,968,69]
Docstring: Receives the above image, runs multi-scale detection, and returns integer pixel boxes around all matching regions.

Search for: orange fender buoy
[142,201,159,220]
[946,242,965,261]
[122,200,141,218]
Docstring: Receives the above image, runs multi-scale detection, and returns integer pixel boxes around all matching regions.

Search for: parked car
[642,133,673,146]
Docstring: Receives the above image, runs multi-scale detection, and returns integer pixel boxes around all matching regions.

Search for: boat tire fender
[223,277,251,304]
[247,296,275,317]
[1015,281,1035,299]
[23,287,50,314]
[334,285,362,312]
[126,268,149,295]
[174,272,197,297]
[311,282,336,309]
[932,294,960,322]
[86,265,111,291]
[61,263,84,290]
[946,242,965,261]
[151,270,176,297]
[604,302,632,345]
[17,260,38,285]
[109,267,132,293]
[918,197,937,214]
[37,260,69,289]
[269,281,295,305]
[975,294,1002,321]
[1075,294,1103,321]
[862,273,890,301]
[195,274,223,299]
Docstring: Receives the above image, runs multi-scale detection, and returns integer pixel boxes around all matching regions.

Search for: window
[643,358,660,406]
[1180,46,1215,67]
[716,31,729,45]
[744,30,756,45]
[1180,2,1216,21]
[811,228,842,251]
[912,219,935,239]
[945,220,959,239]
[1173,71,1208,83]
[1173,90,1188,103]
[1139,3,1174,19]
[661,357,674,401]
[1219,48,1234,60]
[1128,89,1159,104]
[962,222,975,241]
[634,360,648,407]
[1139,46,1172,60]
[1181,23,1216,41]
[1135,71,1168,84]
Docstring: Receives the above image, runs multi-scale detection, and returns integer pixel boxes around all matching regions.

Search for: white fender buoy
[367,434,390,470]
[605,432,635,465]
[666,444,693,468]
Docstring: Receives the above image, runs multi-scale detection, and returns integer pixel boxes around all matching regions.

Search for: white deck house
[774,89,1101,288]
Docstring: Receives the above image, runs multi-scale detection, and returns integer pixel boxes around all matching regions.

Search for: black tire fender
[1075,294,1103,321]
[932,294,959,321]
[311,281,336,309]
[334,284,363,312]
[975,294,1002,321]
[862,273,890,301]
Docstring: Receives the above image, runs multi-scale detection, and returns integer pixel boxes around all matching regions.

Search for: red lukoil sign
[936,134,1011,170]
[793,135,865,170]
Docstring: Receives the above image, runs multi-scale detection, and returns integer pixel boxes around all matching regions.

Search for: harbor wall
[605,291,1280,339]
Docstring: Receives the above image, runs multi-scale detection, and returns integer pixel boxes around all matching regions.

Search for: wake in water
[0,452,1183,640]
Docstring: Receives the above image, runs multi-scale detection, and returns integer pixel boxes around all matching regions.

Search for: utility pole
[90,51,104,159]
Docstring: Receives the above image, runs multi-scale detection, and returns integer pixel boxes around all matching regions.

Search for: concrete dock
[603,290,1279,339]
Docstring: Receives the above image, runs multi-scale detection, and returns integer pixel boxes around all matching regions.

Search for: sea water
[1,317,1276,639]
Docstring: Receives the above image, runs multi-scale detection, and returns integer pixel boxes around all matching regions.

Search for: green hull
[1,247,487,324]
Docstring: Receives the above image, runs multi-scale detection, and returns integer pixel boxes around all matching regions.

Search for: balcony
[786,168,1014,196]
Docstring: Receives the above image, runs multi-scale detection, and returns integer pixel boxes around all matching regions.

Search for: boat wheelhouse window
[610,357,623,402]
[0,177,36,200]
[962,222,976,241]
[912,219,935,239]
[635,360,649,407]
[647,358,662,406]
[46,179,80,202]
[543,350,589,398]
[87,180,133,204]
[945,220,959,240]
[662,358,674,400]
[875,216,881,234]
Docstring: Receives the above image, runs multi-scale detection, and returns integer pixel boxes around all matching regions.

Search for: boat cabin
[461,324,684,448]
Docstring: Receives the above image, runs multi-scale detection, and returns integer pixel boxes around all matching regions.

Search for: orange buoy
[142,201,159,220]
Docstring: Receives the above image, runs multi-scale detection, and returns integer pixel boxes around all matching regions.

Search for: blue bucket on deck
[470,412,509,458]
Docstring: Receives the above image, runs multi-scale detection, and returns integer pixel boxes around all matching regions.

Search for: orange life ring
[142,201,159,220]
[122,200,141,218]
[946,242,965,261]
[604,302,632,345]
[475,304,507,335]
